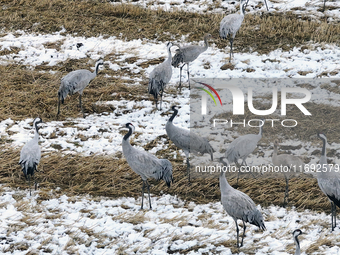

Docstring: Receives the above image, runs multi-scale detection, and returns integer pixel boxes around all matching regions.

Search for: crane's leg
[235,161,241,188]
[245,0,249,9]
[323,0,326,12]
[234,219,240,248]
[57,97,61,120]
[229,38,234,63]
[264,0,269,11]
[187,63,191,90]
[154,92,158,110]
[186,157,191,183]
[178,64,185,91]
[159,89,163,111]
[335,204,337,228]
[331,202,336,231]
[79,94,85,118]
[241,220,247,247]
[146,180,152,210]
[141,181,145,210]
[241,159,257,179]
[28,175,31,196]
[283,175,289,207]
[34,174,38,191]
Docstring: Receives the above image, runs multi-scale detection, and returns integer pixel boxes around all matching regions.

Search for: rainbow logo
[196,81,223,106]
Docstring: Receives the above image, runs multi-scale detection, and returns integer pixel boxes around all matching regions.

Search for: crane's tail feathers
[19,161,37,181]
[203,139,215,160]
[247,209,266,231]
[171,52,184,68]
[208,143,215,161]
[58,90,66,104]
[148,79,166,101]
[226,149,240,164]
[327,194,340,209]
[148,79,159,99]
[160,159,173,188]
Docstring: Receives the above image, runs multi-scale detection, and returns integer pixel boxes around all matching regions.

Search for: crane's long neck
[240,2,245,16]
[203,36,209,51]
[273,144,278,157]
[123,126,133,141]
[219,171,232,195]
[169,109,178,122]
[258,124,263,137]
[34,122,40,141]
[320,136,327,165]
[294,235,300,255]
[166,46,172,63]
[321,136,326,157]
[93,62,101,76]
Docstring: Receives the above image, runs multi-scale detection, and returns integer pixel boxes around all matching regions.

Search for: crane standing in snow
[219,157,266,248]
[220,0,247,63]
[121,123,173,209]
[19,117,44,196]
[57,59,104,119]
[148,42,173,110]
[172,34,212,90]
[272,140,305,207]
[292,229,303,255]
[316,133,340,231]
[166,106,214,182]
[225,120,264,186]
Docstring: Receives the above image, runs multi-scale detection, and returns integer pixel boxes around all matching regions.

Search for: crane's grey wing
[276,155,304,167]
[226,134,259,162]
[19,141,41,179]
[219,14,244,38]
[222,190,265,230]
[148,63,172,96]
[166,124,191,152]
[317,176,340,208]
[190,132,214,159]
[172,45,206,67]
[59,70,92,102]
[172,48,184,67]
[159,159,173,187]
[124,146,166,180]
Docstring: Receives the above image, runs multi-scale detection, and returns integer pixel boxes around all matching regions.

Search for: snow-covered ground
[1,32,340,157]
[1,187,340,254]
[1,1,340,254]
[113,0,340,22]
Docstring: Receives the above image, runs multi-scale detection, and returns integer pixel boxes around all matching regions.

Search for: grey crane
[219,157,266,248]
[19,117,43,196]
[172,34,212,90]
[148,42,173,110]
[121,123,173,209]
[292,229,303,255]
[220,0,247,63]
[225,120,264,185]
[316,132,340,231]
[57,59,104,119]
[245,0,269,11]
[272,140,305,207]
[166,105,214,182]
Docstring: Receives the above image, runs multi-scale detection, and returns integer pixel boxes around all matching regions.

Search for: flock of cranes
[16,0,336,253]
